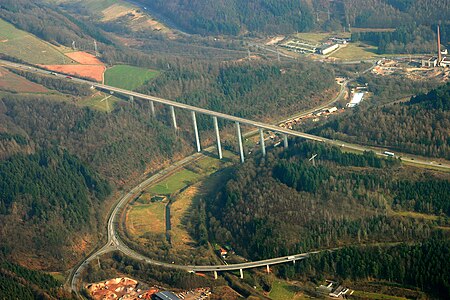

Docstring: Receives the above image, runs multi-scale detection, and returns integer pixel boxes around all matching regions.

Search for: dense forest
[352,23,450,54]
[138,60,337,126]
[132,0,450,35]
[313,82,450,159]
[0,149,111,267]
[0,259,75,299]
[203,141,449,258]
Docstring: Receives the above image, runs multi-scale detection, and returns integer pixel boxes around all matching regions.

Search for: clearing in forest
[78,92,123,112]
[104,65,160,90]
[269,280,303,300]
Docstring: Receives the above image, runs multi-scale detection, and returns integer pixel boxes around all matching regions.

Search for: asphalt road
[2,59,449,295]
[6,59,448,171]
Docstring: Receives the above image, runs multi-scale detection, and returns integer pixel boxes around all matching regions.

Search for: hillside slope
[133,0,449,35]
[313,82,450,160]
[203,141,450,297]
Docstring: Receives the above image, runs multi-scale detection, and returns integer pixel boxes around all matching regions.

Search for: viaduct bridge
[92,83,325,162]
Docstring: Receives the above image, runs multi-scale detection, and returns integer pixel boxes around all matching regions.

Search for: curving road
[1,59,449,295]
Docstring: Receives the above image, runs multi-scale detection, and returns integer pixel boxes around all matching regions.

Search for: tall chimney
[437,25,442,64]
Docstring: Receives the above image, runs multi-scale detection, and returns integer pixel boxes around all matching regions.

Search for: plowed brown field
[0,67,48,93]
[40,65,106,82]
[66,51,103,65]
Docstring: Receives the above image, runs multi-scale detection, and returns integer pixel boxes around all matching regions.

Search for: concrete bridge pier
[214,270,218,280]
[170,106,177,130]
[236,122,245,163]
[283,134,289,148]
[259,128,266,156]
[213,116,223,159]
[240,268,244,279]
[266,265,270,273]
[191,111,201,152]
[150,101,156,117]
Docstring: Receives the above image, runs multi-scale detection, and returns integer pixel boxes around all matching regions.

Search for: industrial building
[421,57,438,67]
[318,44,339,55]
[422,25,449,68]
[154,291,180,300]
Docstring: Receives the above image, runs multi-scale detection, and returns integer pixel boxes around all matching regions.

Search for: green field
[147,169,200,195]
[104,65,159,90]
[330,42,379,60]
[0,18,68,64]
[269,280,302,300]
[128,202,166,236]
[78,93,123,112]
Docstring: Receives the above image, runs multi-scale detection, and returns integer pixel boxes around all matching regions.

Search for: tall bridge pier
[191,111,201,152]
[150,101,156,117]
[213,116,223,159]
[170,106,177,130]
[259,128,266,156]
[121,92,303,163]
[236,122,245,163]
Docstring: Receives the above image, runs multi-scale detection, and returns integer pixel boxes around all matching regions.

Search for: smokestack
[437,25,442,64]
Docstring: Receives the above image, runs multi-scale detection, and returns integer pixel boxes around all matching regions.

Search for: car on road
[66,76,72,79]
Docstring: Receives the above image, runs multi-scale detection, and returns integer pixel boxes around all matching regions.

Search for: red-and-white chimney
[437,25,442,64]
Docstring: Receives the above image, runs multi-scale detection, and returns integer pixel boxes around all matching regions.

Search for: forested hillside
[0,259,75,299]
[295,236,450,298]
[133,0,449,35]
[138,60,337,126]
[201,141,450,296]
[313,82,450,159]
[0,148,110,268]
[204,141,448,258]
[352,23,449,54]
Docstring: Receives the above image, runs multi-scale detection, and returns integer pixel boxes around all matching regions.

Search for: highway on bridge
[2,59,449,172]
[1,59,449,296]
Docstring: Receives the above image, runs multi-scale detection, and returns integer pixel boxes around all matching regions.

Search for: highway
[2,58,449,294]
[3,59,448,171]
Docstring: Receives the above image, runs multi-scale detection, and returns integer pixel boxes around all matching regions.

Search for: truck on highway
[287,256,296,260]
[383,151,395,157]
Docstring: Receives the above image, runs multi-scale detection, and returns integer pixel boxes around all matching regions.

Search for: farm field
[40,64,106,82]
[0,67,48,93]
[127,202,166,236]
[330,42,379,60]
[269,280,303,300]
[125,150,235,250]
[147,169,200,196]
[0,19,68,65]
[104,65,159,90]
[66,51,103,65]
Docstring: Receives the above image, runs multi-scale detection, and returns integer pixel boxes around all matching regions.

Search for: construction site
[86,277,211,300]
